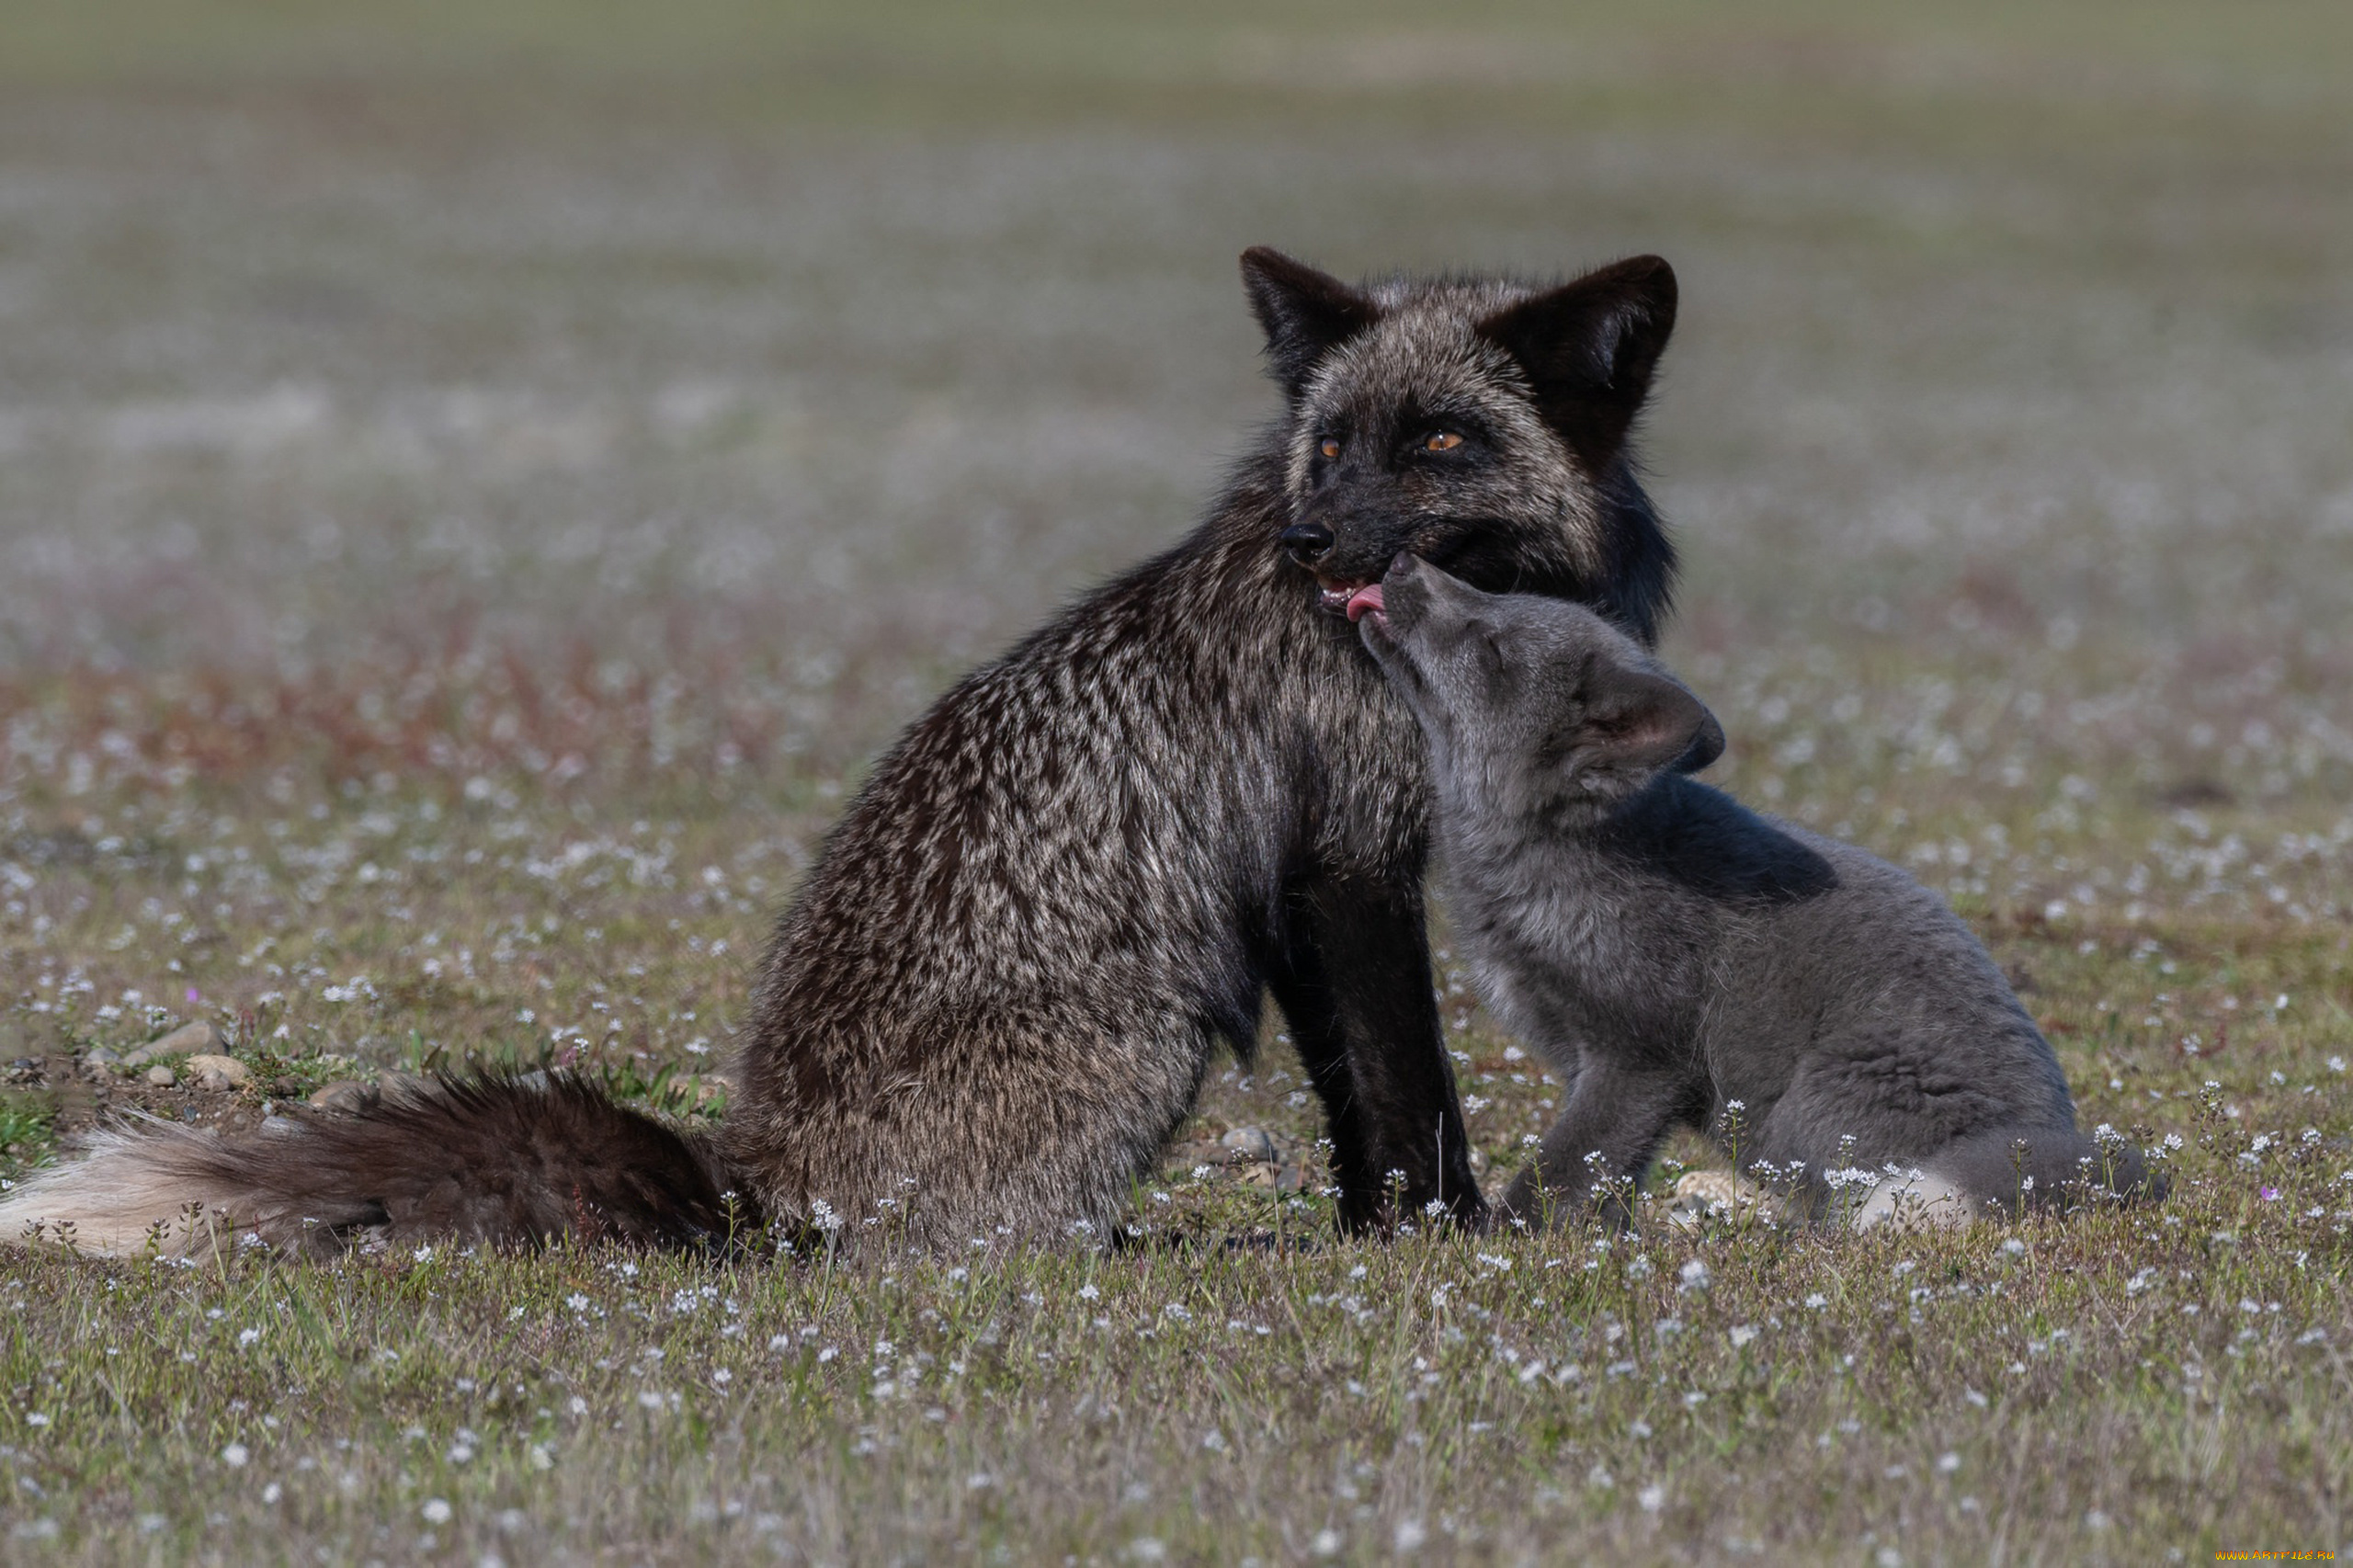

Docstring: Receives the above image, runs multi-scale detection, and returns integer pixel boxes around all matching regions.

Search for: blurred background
[1,0,2348,812]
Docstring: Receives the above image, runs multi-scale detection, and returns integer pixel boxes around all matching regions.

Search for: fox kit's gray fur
[4,249,1688,1256]
[1357,556,2165,1227]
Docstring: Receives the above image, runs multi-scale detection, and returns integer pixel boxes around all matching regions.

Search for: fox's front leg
[1267,869,1483,1233]
[1496,1058,1685,1231]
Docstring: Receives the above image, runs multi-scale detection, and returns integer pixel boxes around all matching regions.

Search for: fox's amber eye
[1425,430,1464,452]
[1318,437,1342,460]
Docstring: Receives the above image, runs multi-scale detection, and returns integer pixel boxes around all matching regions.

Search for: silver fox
[1355,555,2165,1227]
[1,250,1688,1256]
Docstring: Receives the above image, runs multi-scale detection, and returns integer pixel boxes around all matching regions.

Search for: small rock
[145,1064,177,1088]
[378,1071,432,1101]
[308,1081,378,1115]
[1221,1126,1277,1164]
[125,1020,217,1067]
[1666,1169,1781,1229]
[85,1047,121,1069]
[185,1054,252,1090]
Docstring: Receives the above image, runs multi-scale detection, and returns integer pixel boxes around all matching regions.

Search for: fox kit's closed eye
[1355,555,2165,1227]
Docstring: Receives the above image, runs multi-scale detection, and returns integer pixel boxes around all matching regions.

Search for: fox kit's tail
[0,1074,756,1258]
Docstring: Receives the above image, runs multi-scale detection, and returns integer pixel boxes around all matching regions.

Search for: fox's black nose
[1280,521,1335,566]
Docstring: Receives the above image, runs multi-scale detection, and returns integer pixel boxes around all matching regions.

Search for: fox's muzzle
[1279,520,1335,568]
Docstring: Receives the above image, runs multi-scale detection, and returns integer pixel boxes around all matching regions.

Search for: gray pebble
[124,1020,217,1068]
[1220,1126,1277,1164]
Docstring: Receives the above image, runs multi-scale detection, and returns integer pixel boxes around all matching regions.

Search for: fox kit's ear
[1576,659,1720,790]
[1475,255,1678,468]
[1241,247,1379,397]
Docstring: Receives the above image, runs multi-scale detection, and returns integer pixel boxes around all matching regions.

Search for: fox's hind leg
[1926,1124,2167,1219]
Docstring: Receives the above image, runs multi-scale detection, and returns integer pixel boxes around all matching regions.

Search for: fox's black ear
[1576,658,1719,787]
[1241,247,1379,398]
[1475,255,1677,468]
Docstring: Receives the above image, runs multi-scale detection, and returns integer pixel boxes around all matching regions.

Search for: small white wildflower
[1312,1528,1343,1557]
[421,1498,453,1525]
[1729,1324,1758,1349]
[1804,1293,1828,1311]
[1078,1282,1099,1301]
[1678,1258,1711,1291]
[238,1327,261,1347]
[222,1442,250,1468]
[1638,1483,1665,1513]
[1938,1452,1961,1472]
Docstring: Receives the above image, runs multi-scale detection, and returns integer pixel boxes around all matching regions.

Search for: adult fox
[2,249,1683,1255]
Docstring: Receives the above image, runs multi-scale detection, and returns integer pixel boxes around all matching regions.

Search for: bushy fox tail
[0,1074,757,1258]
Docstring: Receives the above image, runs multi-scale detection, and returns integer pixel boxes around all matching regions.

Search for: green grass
[3,0,2351,1561]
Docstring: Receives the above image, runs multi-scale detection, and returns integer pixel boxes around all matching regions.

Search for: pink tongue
[1345,583,1385,622]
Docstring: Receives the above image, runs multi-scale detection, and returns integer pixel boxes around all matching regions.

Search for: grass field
[2,2,2351,1562]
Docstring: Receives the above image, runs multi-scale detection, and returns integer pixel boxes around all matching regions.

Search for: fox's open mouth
[1315,577,1372,616]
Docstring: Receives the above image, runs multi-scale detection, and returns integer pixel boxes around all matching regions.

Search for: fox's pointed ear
[1241,247,1378,397]
[1577,658,1719,787]
[1475,255,1677,467]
